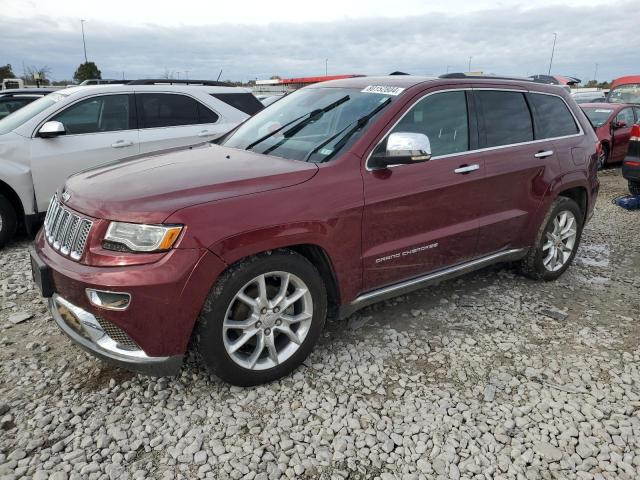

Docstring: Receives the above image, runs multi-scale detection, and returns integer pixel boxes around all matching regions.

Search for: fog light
[86,289,131,310]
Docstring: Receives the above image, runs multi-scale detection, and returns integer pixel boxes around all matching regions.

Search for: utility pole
[593,63,598,82]
[547,33,557,75]
[325,59,328,76]
[80,19,88,63]
[468,56,472,72]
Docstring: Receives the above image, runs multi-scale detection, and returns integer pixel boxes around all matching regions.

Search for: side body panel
[165,153,365,304]
[30,129,140,211]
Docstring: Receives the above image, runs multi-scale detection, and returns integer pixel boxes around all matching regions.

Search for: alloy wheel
[542,210,578,272]
[223,271,313,370]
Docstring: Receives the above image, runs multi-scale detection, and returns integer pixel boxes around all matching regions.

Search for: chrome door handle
[454,164,480,174]
[111,140,134,148]
[197,130,215,137]
[534,150,554,158]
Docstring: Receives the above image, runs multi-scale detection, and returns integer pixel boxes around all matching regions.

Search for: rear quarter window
[211,93,264,115]
[528,93,579,139]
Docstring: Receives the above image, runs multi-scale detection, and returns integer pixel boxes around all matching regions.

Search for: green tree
[73,62,101,83]
[0,64,15,79]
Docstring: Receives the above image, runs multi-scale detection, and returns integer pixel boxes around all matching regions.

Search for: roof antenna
[217,70,223,81]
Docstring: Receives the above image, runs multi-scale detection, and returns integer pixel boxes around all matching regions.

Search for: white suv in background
[0,80,263,246]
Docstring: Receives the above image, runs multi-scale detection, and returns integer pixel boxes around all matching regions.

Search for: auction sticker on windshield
[362,85,405,95]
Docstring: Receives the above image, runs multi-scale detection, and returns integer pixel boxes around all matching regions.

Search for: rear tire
[519,197,583,281]
[629,180,640,195]
[195,250,327,386]
[0,195,17,249]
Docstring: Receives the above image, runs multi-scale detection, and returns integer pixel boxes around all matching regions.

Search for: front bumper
[622,162,640,183]
[34,230,227,372]
[49,294,182,376]
[622,140,640,182]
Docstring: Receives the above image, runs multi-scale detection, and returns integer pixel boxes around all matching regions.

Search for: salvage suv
[32,75,599,386]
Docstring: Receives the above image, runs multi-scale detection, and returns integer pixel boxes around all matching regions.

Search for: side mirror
[38,121,66,138]
[613,120,627,129]
[369,132,432,170]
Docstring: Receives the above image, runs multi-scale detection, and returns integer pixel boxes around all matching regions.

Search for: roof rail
[439,72,533,82]
[440,72,580,87]
[126,79,232,87]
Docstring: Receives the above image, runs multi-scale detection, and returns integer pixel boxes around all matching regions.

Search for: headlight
[103,222,183,252]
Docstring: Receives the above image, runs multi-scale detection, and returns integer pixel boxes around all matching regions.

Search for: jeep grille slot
[44,196,93,261]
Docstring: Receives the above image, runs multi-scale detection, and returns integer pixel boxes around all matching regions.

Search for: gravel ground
[0,168,639,480]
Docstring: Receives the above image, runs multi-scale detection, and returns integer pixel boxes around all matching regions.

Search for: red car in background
[580,103,640,168]
[607,76,640,105]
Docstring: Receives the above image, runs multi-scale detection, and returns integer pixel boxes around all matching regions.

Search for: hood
[64,143,318,223]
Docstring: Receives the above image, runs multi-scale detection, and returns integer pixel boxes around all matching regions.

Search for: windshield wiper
[303,97,392,162]
[246,95,350,153]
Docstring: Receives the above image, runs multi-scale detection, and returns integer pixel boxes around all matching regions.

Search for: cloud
[1,3,637,82]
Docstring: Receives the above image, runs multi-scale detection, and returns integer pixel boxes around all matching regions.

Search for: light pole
[80,19,88,63]
[548,33,557,75]
[446,65,451,74]
[325,59,328,76]
[593,63,598,83]
[468,56,472,72]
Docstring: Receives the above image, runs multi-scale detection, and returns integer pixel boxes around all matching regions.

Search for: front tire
[629,180,640,195]
[520,197,583,281]
[195,250,327,386]
[0,195,17,249]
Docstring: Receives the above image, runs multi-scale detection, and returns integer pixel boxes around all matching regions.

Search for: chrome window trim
[365,87,585,172]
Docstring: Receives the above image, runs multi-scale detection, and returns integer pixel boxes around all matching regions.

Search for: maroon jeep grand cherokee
[31,75,600,386]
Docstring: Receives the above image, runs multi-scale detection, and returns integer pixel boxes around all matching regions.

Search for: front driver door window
[30,94,139,211]
[362,90,484,290]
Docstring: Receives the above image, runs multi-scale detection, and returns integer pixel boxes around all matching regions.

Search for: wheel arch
[217,243,342,319]
[557,185,588,222]
[0,178,25,221]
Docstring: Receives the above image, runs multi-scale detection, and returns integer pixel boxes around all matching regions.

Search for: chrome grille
[95,316,140,351]
[44,196,93,261]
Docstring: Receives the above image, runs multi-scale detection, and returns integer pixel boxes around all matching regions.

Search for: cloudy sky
[1,0,638,82]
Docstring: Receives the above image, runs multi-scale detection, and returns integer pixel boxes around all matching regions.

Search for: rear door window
[137,93,218,128]
[52,94,132,134]
[477,91,533,147]
[384,90,469,157]
[211,93,264,115]
[528,93,579,139]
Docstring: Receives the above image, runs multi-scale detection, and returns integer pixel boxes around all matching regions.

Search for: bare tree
[22,65,52,85]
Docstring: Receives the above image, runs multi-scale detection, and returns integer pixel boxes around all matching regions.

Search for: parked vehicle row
[0,81,264,246]
[30,74,599,385]
[580,103,640,168]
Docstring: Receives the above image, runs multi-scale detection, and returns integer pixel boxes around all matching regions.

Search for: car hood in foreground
[63,143,318,223]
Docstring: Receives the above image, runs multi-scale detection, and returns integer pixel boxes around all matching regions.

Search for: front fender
[207,220,361,304]
[0,160,35,215]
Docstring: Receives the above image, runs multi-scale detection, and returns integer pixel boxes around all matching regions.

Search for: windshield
[607,83,640,104]
[222,87,397,162]
[581,107,613,127]
[0,93,65,135]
